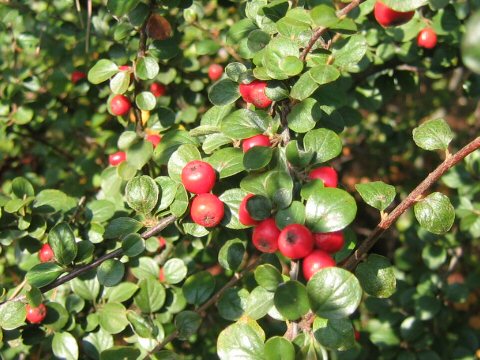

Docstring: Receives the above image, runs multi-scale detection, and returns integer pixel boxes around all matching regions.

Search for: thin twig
[341,136,480,271]
[85,0,92,53]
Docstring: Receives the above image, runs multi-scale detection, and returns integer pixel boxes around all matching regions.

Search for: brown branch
[341,136,480,271]
[149,257,262,355]
[0,215,177,305]
[284,260,299,340]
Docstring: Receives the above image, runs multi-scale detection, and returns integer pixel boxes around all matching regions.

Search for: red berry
[190,193,224,228]
[278,224,314,259]
[109,151,126,166]
[354,330,361,341]
[239,194,259,226]
[302,250,336,281]
[71,70,86,84]
[252,218,280,253]
[38,244,54,263]
[314,231,345,253]
[181,160,216,194]
[119,65,132,71]
[374,1,414,27]
[417,28,437,49]
[25,303,47,324]
[158,236,166,250]
[159,268,165,282]
[239,80,272,108]
[308,166,338,188]
[109,95,131,116]
[146,134,161,148]
[208,64,223,81]
[150,82,166,97]
[242,135,271,153]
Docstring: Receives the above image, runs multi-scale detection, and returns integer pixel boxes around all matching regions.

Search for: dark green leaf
[208,79,241,106]
[122,233,145,257]
[264,336,295,360]
[355,181,396,211]
[412,118,454,151]
[314,317,354,351]
[254,264,284,291]
[414,192,455,234]
[274,281,309,320]
[303,129,342,164]
[355,254,396,298]
[26,263,65,288]
[125,175,159,214]
[219,239,246,271]
[175,311,202,339]
[183,271,215,306]
[97,259,125,287]
[243,146,273,170]
[221,109,270,139]
[48,222,77,265]
[134,278,166,313]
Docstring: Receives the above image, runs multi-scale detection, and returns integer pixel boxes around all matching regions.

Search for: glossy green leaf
[246,286,274,320]
[217,323,265,360]
[275,201,305,229]
[26,263,65,288]
[122,233,145,257]
[163,258,188,284]
[104,217,143,239]
[355,254,396,298]
[243,146,273,170]
[97,259,125,287]
[414,192,455,234]
[136,91,157,111]
[100,346,141,360]
[254,264,284,291]
[52,332,78,360]
[175,311,202,339]
[355,181,396,211]
[208,147,245,178]
[136,56,159,80]
[167,144,202,182]
[134,278,166,313]
[287,98,319,133]
[110,71,130,94]
[48,222,77,265]
[217,288,249,321]
[208,79,241,106]
[105,282,139,303]
[221,109,270,139]
[264,336,295,360]
[98,302,129,334]
[314,317,355,351]
[382,0,428,11]
[219,239,246,271]
[125,175,159,214]
[303,129,342,164]
[183,271,215,306]
[412,118,454,151]
[0,301,26,330]
[274,281,309,320]
[88,59,118,84]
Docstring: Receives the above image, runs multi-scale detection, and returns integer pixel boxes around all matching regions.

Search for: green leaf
[314,317,355,351]
[107,0,140,16]
[86,200,116,222]
[136,56,159,80]
[43,302,69,331]
[134,278,166,313]
[311,4,338,27]
[170,185,189,217]
[246,286,275,320]
[100,346,141,360]
[52,332,78,360]
[332,34,367,72]
[48,222,77,265]
[243,146,273,170]
[414,192,455,234]
[412,118,454,151]
[126,139,153,170]
[221,109,270,139]
[125,175,159,214]
[12,106,33,125]
[307,267,362,319]
[105,282,139,303]
[136,91,157,111]
[303,129,342,164]
[217,288,248,321]
[275,201,305,229]
[208,147,245,178]
[287,98,320,133]
[246,195,272,221]
[382,0,428,11]
[88,59,118,84]
[26,263,65,288]
[310,65,341,85]
[285,140,314,168]
[183,271,215,306]
[122,233,145,257]
[0,301,26,330]
[219,188,249,230]
[254,264,284,291]
[34,189,76,213]
[167,144,202,182]
[11,177,34,198]
[290,71,320,101]
[274,281,309,320]
[163,258,188,284]
[355,254,396,298]
[219,239,246,271]
[355,181,396,211]
[71,276,100,301]
[110,71,130,94]
[155,177,178,211]
[126,310,153,338]
[421,244,447,270]
[264,336,295,360]
[97,259,125,287]
[208,79,241,106]
[98,303,129,334]
[175,311,202,339]
[225,62,248,82]
[217,323,265,360]
[104,217,143,239]
[462,11,480,74]
[266,171,294,209]
[305,188,357,232]
[83,329,114,359]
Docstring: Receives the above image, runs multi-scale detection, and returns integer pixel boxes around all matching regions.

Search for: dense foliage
[1,0,480,359]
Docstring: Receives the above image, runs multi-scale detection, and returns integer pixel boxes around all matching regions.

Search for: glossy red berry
[208,64,223,81]
[150,82,166,97]
[417,28,437,49]
[354,330,361,341]
[38,244,54,263]
[252,218,280,253]
[239,83,253,103]
[242,135,271,153]
[109,95,131,116]
[302,250,336,281]
[146,134,161,148]
[159,268,165,282]
[190,193,224,228]
[71,70,86,84]
[314,231,345,253]
[26,303,47,324]
[181,160,216,194]
[118,65,132,71]
[239,194,259,226]
[308,166,338,188]
[374,1,414,27]
[108,151,126,166]
[158,236,166,250]
[278,224,314,260]
[239,80,272,108]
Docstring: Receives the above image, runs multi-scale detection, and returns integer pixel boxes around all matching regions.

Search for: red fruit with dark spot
[181,160,216,194]
[417,28,437,49]
[109,95,131,116]
[302,249,336,280]
[239,80,272,108]
[71,70,86,84]
[239,194,259,226]
[108,151,126,166]
[252,218,280,253]
[314,231,345,253]
[278,224,314,259]
[308,166,338,188]
[150,82,166,97]
[242,135,271,153]
[26,303,47,324]
[208,64,223,81]
[374,1,414,27]
[38,243,54,263]
[146,134,161,148]
[190,193,224,228]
